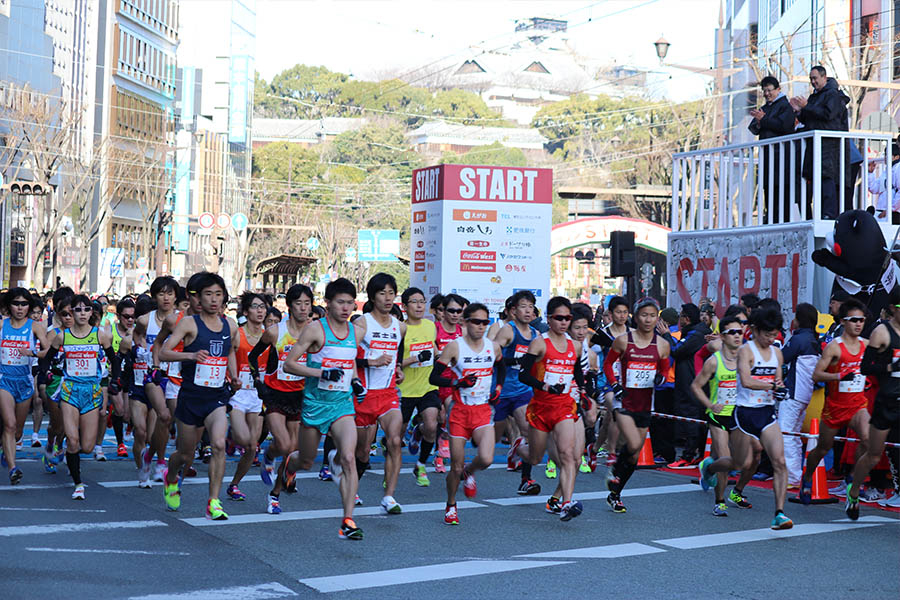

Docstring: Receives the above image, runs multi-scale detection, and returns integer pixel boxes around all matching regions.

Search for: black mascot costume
[811,208,900,334]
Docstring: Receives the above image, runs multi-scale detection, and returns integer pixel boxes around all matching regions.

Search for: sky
[179,0,723,101]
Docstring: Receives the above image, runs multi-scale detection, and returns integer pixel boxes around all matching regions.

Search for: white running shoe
[137,467,152,488]
[31,432,41,447]
[72,484,85,500]
[152,461,166,482]
[859,487,886,504]
[327,449,342,486]
[877,493,900,508]
[93,446,106,462]
[355,494,363,506]
[381,495,402,515]
[828,483,848,497]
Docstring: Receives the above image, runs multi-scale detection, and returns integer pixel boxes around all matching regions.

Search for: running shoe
[152,461,166,482]
[653,455,668,465]
[140,448,152,482]
[206,498,229,521]
[508,436,524,470]
[877,493,900,508]
[579,455,591,474]
[859,487,886,504]
[770,511,793,530]
[162,469,181,511]
[560,500,583,521]
[71,483,85,500]
[201,445,212,464]
[31,432,41,447]
[605,469,620,494]
[667,458,691,469]
[52,443,63,464]
[845,487,860,521]
[226,484,246,501]
[408,424,421,456]
[594,446,608,459]
[369,443,377,456]
[318,465,333,481]
[606,453,617,467]
[434,456,446,473]
[413,464,430,487]
[713,502,728,517]
[267,495,282,515]
[9,467,23,485]
[462,469,477,498]
[117,443,128,458]
[438,436,450,459]
[260,453,275,486]
[355,494,363,506]
[545,496,562,514]
[587,450,598,472]
[444,505,460,525]
[727,489,752,509]
[829,483,848,497]
[517,479,541,496]
[282,452,298,493]
[328,449,342,485]
[124,426,133,443]
[339,518,363,540]
[545,459,557,479]
[381,495,402,514]
[41,453,56,474]
[137,467,152,489]
[15,437,23,450]
[698,457,717,491]
[607,492,626,513]
[798,479,812,505]
[93,446,106,462]
[751,472,773,481]
[184,466,197,478]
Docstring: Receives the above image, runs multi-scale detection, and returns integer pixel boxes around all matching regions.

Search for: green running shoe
[579,455,591,474]
[414,464,430,487]
[728,488,752,509]
[713,502,728,517]
[545,459,557,479]
[162,469,181,511]
[206,498,229,521]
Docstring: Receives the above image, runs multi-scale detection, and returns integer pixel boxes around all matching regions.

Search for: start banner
[667,223,815,324]
[410,164,552,316]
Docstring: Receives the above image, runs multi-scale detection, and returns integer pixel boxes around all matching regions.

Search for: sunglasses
[842,316,865,323]
[73,307,92,313]
[58,311,72,318]
[467,318,490,326]
[120,313,135,319]
[10,300,30,307]
[738,319,749,325]
[445,308,463,314]
[723,328,743,336]
[550,314,572,322]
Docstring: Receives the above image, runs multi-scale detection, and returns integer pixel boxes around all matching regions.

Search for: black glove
[547,383,566,395]
[654,373,666,387]
[351,377,367,401]
[108,380,121,396]
[455,373,478,389]
[839,370,857,381]
[252,372,265,393]
[611,382,625,402]
[321,368,343,382]
[773,386,789,402]
[149,367,166,386]
[580,392,593,412]
[891,360,900,373]
[417,350,432,363]
[227,380,240,397]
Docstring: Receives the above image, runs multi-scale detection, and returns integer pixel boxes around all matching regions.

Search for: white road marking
[484,483,698,506]
[654,521,886,549]
[0,507,106,513]
[27,547,190,556]
[126,582,297,599]
[832,515,900,523]
[518,542,666,559]
[299,560,571,593]
[0,483,76,491]
[0,519,167,537]
[181,500,486,527]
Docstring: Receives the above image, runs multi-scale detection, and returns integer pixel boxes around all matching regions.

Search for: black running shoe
[607,492,626,513]
[517,479,541,496]
[545,496,562,514]
[339,518,364,540]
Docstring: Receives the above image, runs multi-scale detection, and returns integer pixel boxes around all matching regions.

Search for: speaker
[609,231,635,277]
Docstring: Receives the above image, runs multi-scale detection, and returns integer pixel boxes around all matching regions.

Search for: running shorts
[493,390,532,423]
[706,409,737,431]
[230,389,262,414]
[614,408,652,429]
[400,389,441,423]
[734,405,777,440]
[59,380,102,415]
[0,375,34,403]
[174,394,226,427]
[447,401,492,439]
[821,397,868,430]
[526,398,577,433]
[302,396,354,435]
[264,387,303,422]
[870,393,899,432]
[355,387,400,428]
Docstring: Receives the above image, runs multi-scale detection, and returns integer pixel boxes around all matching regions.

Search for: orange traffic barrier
[702,432,712,460]
[789,418,838,505]
[636,431,656,469]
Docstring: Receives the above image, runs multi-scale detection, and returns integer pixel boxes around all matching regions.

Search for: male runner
[398,287,438,487]
[353,273,406,514]
[109,299,136,458]
[281,278,367,539]
[433,293,466,472]
[513,296,586,521]
[801,298,869,504]
[159,273,239,520]
[120,308,154,488]
[429,303,504,524]
[602,298,670,513]
[591,296,631,464]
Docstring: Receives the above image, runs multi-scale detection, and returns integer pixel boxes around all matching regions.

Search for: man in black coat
[791,65,850,219]
[749,76,796,223]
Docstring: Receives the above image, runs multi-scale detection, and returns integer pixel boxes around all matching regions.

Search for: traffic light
[609,231,635,277]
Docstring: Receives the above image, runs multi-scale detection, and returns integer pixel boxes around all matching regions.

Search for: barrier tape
[648,411,900,449]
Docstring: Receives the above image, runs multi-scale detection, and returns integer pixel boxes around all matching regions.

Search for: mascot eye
[833,242,842,257]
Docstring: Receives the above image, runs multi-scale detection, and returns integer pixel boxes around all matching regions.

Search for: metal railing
[671,130,895,232]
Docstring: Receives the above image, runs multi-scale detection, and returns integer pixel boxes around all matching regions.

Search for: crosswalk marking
[485,483,698,506]
[299,560,571,593]
[653,521,887,550]
[27,547,190,556]
[127,582,297,599]
[0,519,167,537]
[518,542,666,559]
[0,507,106,513]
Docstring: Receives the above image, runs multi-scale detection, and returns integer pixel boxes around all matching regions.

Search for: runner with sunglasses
[109,299,136,458]
[433,294,466,473]
[512,296,586,520]
[429,303,504,525]
[39,293,74,473]
[602,297,671,513]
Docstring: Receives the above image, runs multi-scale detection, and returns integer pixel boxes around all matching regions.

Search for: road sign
[306,237,320,252]
[357,230,399,262]
[345,247,357,262]
[198,212,215,229]
[216,213,231,229]
[231,212,249,231]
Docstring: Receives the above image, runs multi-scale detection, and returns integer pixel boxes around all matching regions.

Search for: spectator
[868,142,900,223]
[700,303,717,331]
[749,75,796,223]
[790,65,851,220]
[740,293,760,311]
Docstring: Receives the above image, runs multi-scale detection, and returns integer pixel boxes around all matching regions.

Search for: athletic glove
[547,383,566,395]
[417,350,432,363]
[611,382,625,402]
[839,368,857,382]
[455,373,478,389]
[351,377,367,401]
[773,386,789,402]
[489,385,502,405]
[149,366,166,386]
[108,379,121,396]
[654,373,666,387]
[320,368,343,382]
[580,392,593,412]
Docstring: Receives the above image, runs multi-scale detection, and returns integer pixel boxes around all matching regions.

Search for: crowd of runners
[0,272,898,539]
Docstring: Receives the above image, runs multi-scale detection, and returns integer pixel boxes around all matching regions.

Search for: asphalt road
[1,436,897,600]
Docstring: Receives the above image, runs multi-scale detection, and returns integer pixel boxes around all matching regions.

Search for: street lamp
[654,36,670,63]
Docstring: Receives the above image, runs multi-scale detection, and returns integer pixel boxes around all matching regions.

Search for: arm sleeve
[573,356,585,390]
[748,119,761,135]
[861,345,891,376]
[657,356,670,375]
[429,361,455,388]
[603,348,621,385]
[517,353,545,390]
[38,345,59,374]
[247,340,270,377]
[105,345,121,381]
[356,358,370,369]
[494,358,507,389]
[694,345,712,375]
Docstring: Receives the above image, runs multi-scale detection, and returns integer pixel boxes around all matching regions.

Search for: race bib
[318,357,353,392]
[66,350,97,378]
[0,339,30,366]
[239,366,253,388]
[625,361,655,389]
[167,360,181,378]
[277,347,304,381]
[718,379,737,405]
[409,342,433,368]
[893,349,900,378]
[458,367,492,403]
[194,356,227,388]
[839,373,865,393]
[133,363,147,387]
[543,363,573,394]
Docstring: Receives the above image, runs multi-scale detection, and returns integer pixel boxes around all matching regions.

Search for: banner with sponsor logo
[410,164,552,316]
[667,223,815,325]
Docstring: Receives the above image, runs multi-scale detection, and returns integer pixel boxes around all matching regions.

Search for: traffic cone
[789,418,838,505]
[636,430,656,469]
[702,432,712,460]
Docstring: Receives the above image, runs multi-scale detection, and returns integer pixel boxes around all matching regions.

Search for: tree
[439,141,528,167]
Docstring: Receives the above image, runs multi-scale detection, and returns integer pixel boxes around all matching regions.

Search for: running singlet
[61,328,102,383]
[357,313,401,390]
[111,324,124,353]
[883,325,900,399]
[398,319,437,398]
[145,310,171,371]
[0,318,35,377]
[734,340,778,407]
[499,322,538,399]
[620,332,661,413]
[825,338,867,402]
[709,351,738,415]
[450,337,495,406]
[166,313,185,385]
[436,322,462,400]
[264,320,305,392]
[306,318,357,402]
[179,315,231,401]
[530,333,577,404]
[237,327,269,390]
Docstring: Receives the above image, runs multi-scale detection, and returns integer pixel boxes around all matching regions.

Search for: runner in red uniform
[433,293,465,473]
[800,298,870,503]
[602,298,670,513]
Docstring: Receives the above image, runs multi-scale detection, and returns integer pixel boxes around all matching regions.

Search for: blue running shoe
[318,465,333,481]
[698,457,717,491]
[771,511,793,530]
[260,453,275,486]
[798,479,812,505]
[9,467,23,485]
[560,500,583,521]
[41,453,56,474]
[408,424,421,456]
[713,502,728,517]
